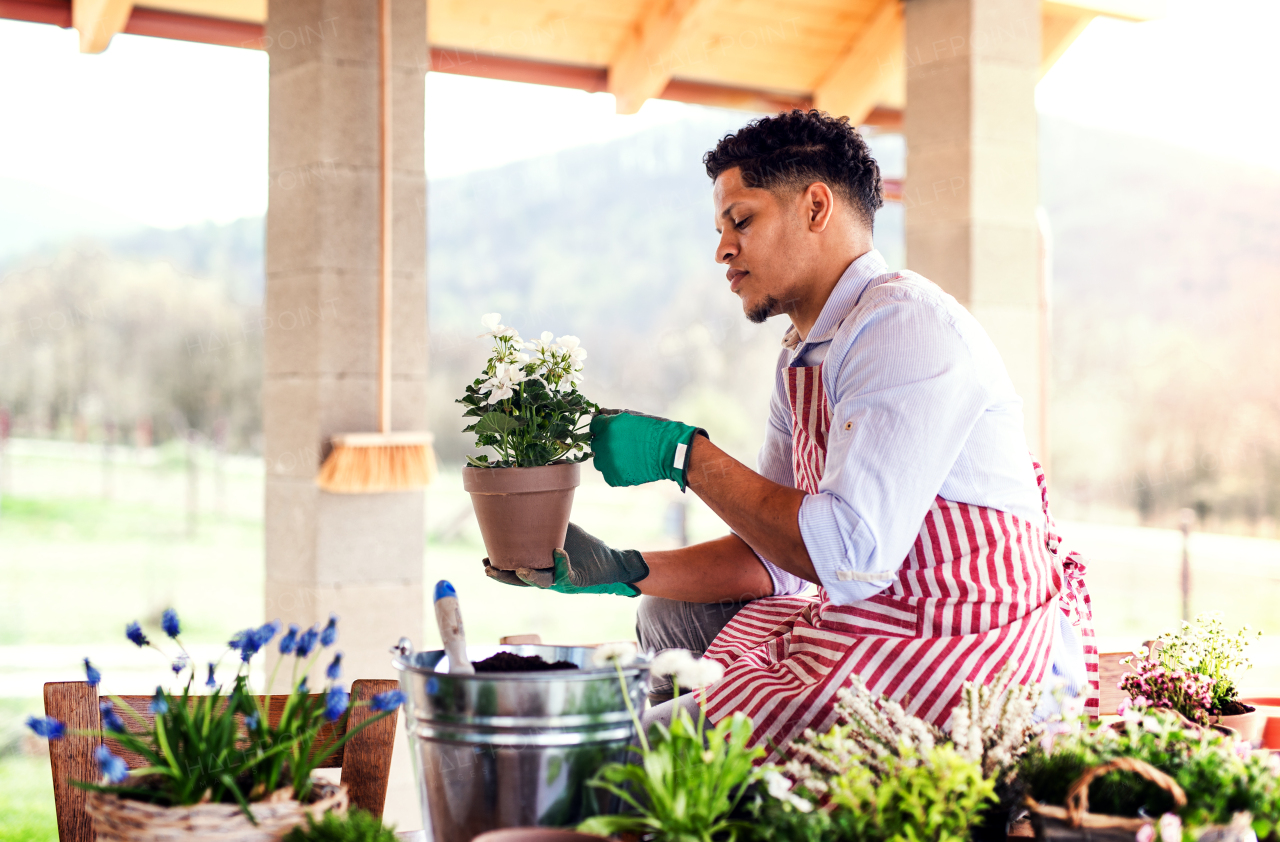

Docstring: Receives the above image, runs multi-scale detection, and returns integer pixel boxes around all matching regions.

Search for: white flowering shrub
[783,666,1039,798]
[458,313,598,468]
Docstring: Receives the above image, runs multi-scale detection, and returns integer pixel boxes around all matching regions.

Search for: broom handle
[377,0,392,434]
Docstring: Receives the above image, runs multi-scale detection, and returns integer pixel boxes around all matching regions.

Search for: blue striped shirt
[751,249,1085,702]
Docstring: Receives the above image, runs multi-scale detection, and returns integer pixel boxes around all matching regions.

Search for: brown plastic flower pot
[463,462,581,571]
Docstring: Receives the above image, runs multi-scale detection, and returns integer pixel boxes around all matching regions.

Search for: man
[484,110,1097,754]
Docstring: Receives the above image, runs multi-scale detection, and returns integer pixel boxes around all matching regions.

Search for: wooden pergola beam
[72,0,132,52]
[0,0,898,127]
[608,0,718,115]
[812,0,904,125]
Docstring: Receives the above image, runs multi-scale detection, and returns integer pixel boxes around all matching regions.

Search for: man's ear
[802,182,836,232]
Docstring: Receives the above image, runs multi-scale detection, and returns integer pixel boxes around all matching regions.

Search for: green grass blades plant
[578,707,763,842]
[1151,614,1261,712]
[281,808,397,842]
[1018,708,1280,837]
[458,314,598,468]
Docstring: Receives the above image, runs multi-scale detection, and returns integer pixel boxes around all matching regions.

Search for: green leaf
[475,411,523,437]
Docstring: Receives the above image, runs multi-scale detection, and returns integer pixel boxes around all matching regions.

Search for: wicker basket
[1025,757,1187,842]
[85,781,348,842]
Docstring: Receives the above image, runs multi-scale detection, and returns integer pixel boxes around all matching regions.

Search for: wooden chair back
[44,678,399,842]
[1098,650,1138,715]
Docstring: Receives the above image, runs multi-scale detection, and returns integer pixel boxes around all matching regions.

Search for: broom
[315,0,436,493]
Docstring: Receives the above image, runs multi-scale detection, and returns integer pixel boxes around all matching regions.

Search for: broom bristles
[316,437,437,493]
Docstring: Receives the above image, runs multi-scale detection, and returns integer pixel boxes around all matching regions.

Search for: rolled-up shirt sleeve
[751,349,810,597]
[799,288,990,604]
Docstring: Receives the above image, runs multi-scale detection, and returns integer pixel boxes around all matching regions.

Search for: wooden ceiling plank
[1040,4,1095,77]
[608,0,720,114]
[73,0,132,52]
[811,0,902,124]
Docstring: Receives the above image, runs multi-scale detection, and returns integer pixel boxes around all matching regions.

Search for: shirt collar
[781,249,888,352]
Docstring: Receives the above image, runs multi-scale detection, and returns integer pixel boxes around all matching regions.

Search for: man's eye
[735,216,751,230]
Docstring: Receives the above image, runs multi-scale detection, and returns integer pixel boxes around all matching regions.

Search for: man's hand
[482,523,649,596]
[590,410,705,489]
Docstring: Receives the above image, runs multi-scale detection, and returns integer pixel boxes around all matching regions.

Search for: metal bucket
[394,643,648,842]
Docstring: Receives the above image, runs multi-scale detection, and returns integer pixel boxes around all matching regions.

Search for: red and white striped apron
[703,363,1099,759]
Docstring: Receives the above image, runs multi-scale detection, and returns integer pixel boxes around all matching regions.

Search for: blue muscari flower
[230,623,277,663]
[254,619,281,650]
[370,690,405,713]
[125,621,149,648]
[324,686,349,722]
[205,663,217,689]
[161,608,181,639]
[149,687,169,715]
[99,702,125,733]
[279,624,300,655]
[320,614,339,647]
[245,711,260,731]
[295,625,319,658]
[95,744,129,784]
[326,652,342,681]
[84,658,101,687]
[171,654,190,676]
[297,676,309,695]
[26,715,66,740]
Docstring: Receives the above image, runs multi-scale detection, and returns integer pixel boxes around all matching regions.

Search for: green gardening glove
[590,410,706,490]
[482,523,648,597]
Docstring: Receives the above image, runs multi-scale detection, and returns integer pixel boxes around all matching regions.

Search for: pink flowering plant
[458,313,598,468]
[1151,614,1261,714]
[1119,657,1217,726]
[25,609,405,822]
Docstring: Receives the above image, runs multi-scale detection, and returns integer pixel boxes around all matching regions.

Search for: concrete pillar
[903,0,1044,455]
[264,0,427,683]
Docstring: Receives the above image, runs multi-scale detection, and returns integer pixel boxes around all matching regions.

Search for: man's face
[712,167,808,323]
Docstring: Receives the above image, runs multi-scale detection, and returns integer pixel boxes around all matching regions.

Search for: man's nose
[716,236,737,264]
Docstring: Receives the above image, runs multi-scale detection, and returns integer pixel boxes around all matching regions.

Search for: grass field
[3,438,1280,838]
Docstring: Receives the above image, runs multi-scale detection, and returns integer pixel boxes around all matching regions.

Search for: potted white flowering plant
[458,313,598,571]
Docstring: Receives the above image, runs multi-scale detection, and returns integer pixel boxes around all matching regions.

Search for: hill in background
[1,114,1276,527]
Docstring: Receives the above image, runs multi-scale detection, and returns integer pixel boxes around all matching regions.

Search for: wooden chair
[1098,650,1140,715]
[44,679,399,842]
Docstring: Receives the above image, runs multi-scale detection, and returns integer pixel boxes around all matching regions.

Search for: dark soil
[1214,699,1254,716]
[471,652,578,673]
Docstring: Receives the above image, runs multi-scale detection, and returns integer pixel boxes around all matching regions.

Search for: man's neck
[788,246,872,340]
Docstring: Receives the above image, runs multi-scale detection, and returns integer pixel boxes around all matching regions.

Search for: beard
[746,294,781,324]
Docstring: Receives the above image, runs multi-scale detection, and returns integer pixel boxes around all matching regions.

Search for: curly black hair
[703,109,883,228]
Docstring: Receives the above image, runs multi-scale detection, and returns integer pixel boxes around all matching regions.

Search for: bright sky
[0,0,1276,229]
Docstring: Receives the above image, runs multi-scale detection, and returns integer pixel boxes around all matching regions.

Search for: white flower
[1061,694,1085,720]
[764,771,814,813]
[675,658,724,690]
[556,335,587,363]
[478,312,519,340]
[649,649,724,688]
[649,649,696,679]
[1136,824,1156,842]
[765,770,794,799]
[591,641,638,668]
[525,331,555,353]
[1158,813,1182,842]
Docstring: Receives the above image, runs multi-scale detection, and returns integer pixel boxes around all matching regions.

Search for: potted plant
[458,313,598,571]
[1019,702,1280,841]
[578,646,762,842]
[1130,615,1264,743]
[27,610,404,842]
[741,670,1040,842]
